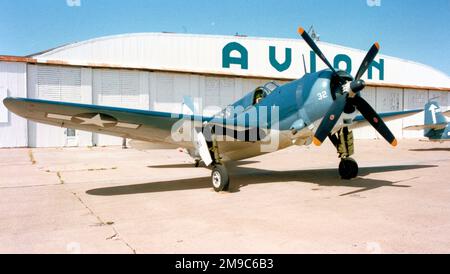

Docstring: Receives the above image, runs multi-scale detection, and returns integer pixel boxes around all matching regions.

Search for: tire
[211,165,230,192]
[339,158,359,180]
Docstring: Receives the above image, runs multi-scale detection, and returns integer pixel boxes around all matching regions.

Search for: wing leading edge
[3,97,211,147]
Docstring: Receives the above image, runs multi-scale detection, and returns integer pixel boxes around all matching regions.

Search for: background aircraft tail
[423,101,449,140]
[424,101,447,126]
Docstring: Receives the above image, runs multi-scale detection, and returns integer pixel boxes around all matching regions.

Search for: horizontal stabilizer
[403,123,447,131]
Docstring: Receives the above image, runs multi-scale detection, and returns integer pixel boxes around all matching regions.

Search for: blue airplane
[404,101,450,142]
[3,27,422,192]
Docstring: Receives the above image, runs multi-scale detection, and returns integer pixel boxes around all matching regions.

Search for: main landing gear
[211,164,230,192]
[329,127,359,180]
[339,157,358,180]
[205,128,230,192]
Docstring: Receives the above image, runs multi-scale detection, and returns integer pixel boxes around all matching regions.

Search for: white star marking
[76,114,116,127]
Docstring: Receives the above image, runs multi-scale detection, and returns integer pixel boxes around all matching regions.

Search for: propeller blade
[352,95,397,146]
[298,27,340,77]
[354,43,380,81]
[313,93,348,146]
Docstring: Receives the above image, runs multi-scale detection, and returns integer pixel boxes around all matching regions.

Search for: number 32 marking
[317,91,328,101]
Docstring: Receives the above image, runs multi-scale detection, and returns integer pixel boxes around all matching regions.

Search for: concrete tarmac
[0,139,449,254]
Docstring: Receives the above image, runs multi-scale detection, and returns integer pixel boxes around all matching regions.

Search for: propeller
[298,27,397,147]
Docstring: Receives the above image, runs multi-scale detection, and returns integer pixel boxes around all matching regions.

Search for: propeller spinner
[298,27,397,147]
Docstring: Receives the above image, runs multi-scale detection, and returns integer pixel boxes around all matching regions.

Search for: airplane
[3,27,422,192]
[404,101,450,142]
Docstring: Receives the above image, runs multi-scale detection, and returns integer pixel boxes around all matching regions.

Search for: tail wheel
[211,165,230,192]
[339,157,359,180]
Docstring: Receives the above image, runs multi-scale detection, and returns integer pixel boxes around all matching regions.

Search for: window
[262,81,279,94]
[66,128,76,137]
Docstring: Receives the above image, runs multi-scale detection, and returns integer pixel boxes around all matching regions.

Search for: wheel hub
[212,171,221,188]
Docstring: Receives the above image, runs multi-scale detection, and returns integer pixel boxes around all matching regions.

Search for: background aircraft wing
[3,97,210,148]
[403,123,448,130]
[350,109,422,130]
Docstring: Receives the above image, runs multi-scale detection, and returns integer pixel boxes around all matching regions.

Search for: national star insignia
[76,114,116,127]
[46,113,141,129]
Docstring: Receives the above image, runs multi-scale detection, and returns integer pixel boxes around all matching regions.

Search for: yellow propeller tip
[313,137,322,146]
[375,42,380,50]
[298,27,305,35]
[391,139,398,147]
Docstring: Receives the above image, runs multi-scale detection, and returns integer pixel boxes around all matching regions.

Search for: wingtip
[374,42,380,50]
[2,97,25,112]
[313,137,322,146]
[2,97,13,108]
[391,139,398,147]
[298,27,305,35]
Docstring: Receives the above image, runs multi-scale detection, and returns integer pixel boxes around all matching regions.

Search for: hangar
[0,32,449,148]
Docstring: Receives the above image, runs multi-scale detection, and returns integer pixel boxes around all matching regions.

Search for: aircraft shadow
[86,164,436,197]
[409,148,450,152]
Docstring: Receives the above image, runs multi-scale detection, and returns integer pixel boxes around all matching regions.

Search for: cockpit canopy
[252,81,279,104]
[214,81,279,119]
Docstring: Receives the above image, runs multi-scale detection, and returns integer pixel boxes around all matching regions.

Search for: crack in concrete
[69,190,137,254]
[28,149,36,165]
[56,168,136,254]
[42,167,119,174]
[0,184,61,189]
[56,172,65,184]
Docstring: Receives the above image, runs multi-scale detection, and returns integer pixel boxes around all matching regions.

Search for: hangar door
[93,69,149,146]
[28,65,92,147]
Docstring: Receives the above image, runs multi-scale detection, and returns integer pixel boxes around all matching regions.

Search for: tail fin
[424,101,447,126]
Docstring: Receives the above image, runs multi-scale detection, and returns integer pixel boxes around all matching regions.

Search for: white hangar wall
[0,61,448,148]
[7,62,448,148]
[9,63,273,147]
[34,33,450,88]
[0,33,449,148]
[0,62,27,147]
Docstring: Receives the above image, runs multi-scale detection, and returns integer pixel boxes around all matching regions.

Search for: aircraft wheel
[339,157,359,180]
[211,165,230,192]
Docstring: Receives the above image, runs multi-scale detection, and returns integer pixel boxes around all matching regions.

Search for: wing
[403,123,447,131]
[3,97,210,149]
[350,109,423,130]
[443,110,450,118]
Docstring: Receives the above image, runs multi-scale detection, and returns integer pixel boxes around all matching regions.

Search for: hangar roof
[2,33,449,90]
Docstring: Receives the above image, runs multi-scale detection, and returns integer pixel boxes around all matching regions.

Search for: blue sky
[0,0,449,75]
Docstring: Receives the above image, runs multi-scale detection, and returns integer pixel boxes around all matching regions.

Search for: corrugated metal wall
[27,64,92,147]
[93,68,149,145]
[0,61,27,147]
[0,61,449,148]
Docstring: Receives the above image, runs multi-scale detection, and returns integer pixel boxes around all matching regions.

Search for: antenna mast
[308,25,320,42]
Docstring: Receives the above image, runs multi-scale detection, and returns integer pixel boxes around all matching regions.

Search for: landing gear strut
[329,127,359,180]
[204,126,230,192]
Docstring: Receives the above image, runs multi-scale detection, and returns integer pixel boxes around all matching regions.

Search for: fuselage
[207,69,351,161]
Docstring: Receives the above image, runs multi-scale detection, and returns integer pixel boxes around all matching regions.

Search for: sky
[0,0,449,75]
